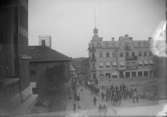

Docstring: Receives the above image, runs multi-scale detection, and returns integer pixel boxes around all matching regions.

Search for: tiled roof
[26,46,71,62]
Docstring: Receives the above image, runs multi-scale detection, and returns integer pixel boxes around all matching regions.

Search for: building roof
[26,46,71,62]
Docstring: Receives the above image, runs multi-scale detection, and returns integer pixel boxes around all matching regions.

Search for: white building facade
[88,27,157,99]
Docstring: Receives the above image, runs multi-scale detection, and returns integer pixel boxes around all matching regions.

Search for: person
[101,92,105,101]
[73,103,76,112]
[93,96,97,106]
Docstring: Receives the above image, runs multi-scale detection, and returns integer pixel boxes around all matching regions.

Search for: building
[0,0,29,98]
[71,57,89,83]
[88,27,158,100]
[27,40,71,107]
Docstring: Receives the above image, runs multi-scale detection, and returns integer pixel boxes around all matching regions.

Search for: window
[126,52,129,57]
[30,69,36,76]
[125,72,130,78]
[132,52,135,56]
[138,51,142,56]
[144,51,147,56]
[106,52,110,57]
[119,71,124,78]
[120,52,124,57]
[100,73,104,77]
[150,71,153,77]
[106,62,110,68]
[93,73,96,79]
[132,72,136,77]
[99,62,103,68]
[112,75,117,79]
[138,71,142,77]
[106,73,111,79]
[149,51,152,56]
[144,71,148,77]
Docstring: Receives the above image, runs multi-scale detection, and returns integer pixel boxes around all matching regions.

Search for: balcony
[126,55,137,61]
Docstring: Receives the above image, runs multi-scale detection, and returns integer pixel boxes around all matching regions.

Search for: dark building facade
[0,0,29,97]
[27,44,71,106]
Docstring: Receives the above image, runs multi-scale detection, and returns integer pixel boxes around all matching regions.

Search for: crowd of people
[102,84,139,105]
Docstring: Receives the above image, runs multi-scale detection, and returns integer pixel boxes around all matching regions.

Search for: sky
[28,0,165,58]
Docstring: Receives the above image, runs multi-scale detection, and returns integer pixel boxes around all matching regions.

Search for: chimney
[41,40,46,47]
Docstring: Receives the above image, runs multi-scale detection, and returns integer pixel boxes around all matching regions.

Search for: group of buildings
[0,0,166,110]
[88,27,166,100]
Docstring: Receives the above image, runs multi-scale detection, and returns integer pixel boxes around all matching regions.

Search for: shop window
[144,71,148,77]
[125,72,130,78]
[132,72,136,77]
